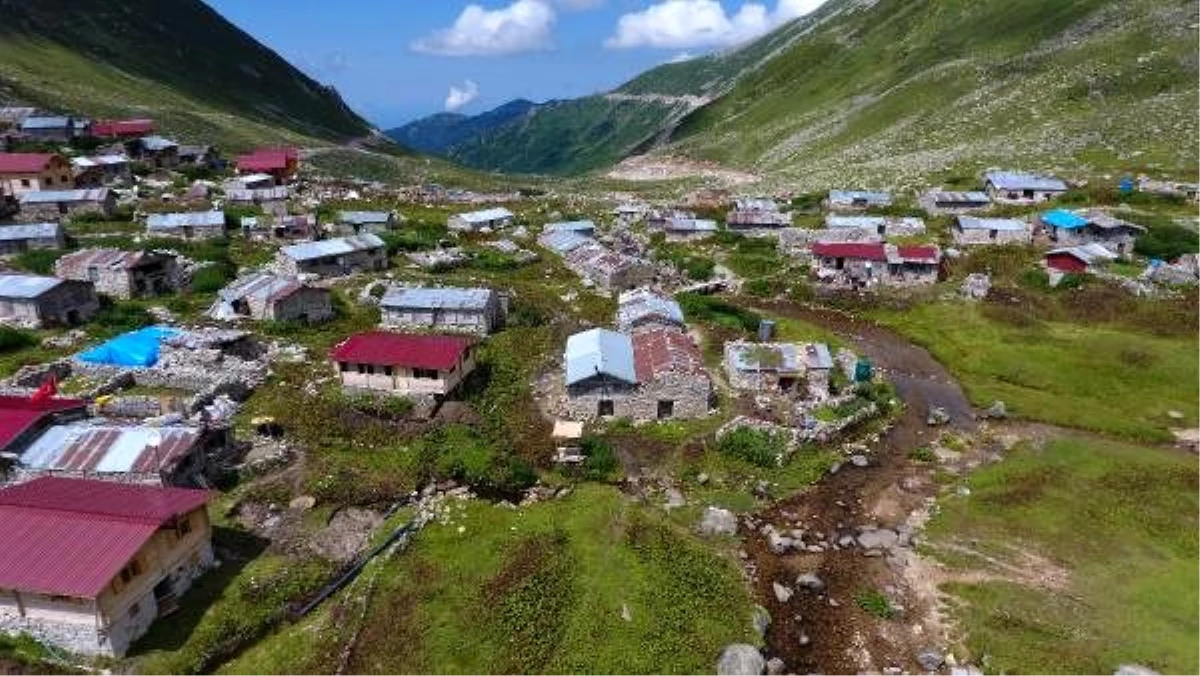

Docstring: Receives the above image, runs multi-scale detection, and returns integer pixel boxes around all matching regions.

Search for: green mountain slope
[0,0,371,149]
[668,0,1199,186]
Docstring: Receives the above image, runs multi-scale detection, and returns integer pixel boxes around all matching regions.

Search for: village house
[0,153,73,196]
[613,202,648,223]
[953,215,1032,246]
[663,216,718,241]
[0,274,99,327]
[538,230,594,257]
[135,136,179,169]
[825,215,926,238]
[330,331,477,397]
[19,116,77,141]
[71,155,131,187]
[0,477,213,657]
[1039,209,1144,257]
[380,286,504,336]
[724,340,833,401]
[448,207,514,232]
[224,185,290,208]
[827,190,892,211]
[616,287,685,334]
[209,271,332,324]
[89,119,155,139]
[0,396,90,460]
[1043,243,1118,275]
[0,223,64,255]
[54,248,180,299]
[276,234,387,277]
[1137,177,1198,201]
[176,145,219,168]
[9,421,225,487]
[563,243,656,293]
[244,213,317,241]
[983,171,1068,203]
[809,242,941,287]
[726,198,791,230]
[17,188,115,221]
[921,190,993,213]
[544,220,596,237]
[335,210,396,236]
[562,327,712,421]
[146,210,226,240]
[234,148,298,182]
[227,173,276,190]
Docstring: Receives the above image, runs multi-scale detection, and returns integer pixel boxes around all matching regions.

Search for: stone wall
[565,373,711,422]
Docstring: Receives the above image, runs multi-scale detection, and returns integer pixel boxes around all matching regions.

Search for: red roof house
[0,153,58,174]
[894,244,942,264]
[234,147,299,180]
[90,119,156,138]
[0,395,89,454]
[330,332,476,396]
[632,328,706,381]
[0,477,214,656]
[811,242,889,261]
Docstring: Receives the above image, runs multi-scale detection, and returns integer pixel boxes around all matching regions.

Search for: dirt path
[742,303,979,674]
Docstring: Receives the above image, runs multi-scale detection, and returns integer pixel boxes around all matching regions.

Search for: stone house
[176,145,219,168]
[146,211,226,240]
[448,207,514,232]
[0,274,99,327]
[920,190,992,213]
[134,136,179,169]
[244,213,318,241]
[0,223,64,255]
[334,211,396,236]
[616,287,685,334]
[613,203,648,224]
[724,340,833,401]
[224,186,290,208]
[71,155,131,187]
[538,230,594,256]
[208,271,333,324]
[563,243,655,293]
[809,242,940,287]
[1039,209,1144,258]
[54,248,180,299]
[0,154,73,197]
[663,217,718,241]
[17,189,115,222]
[825,215,926,238]
[827,190,892,211]
[952,216,1032,246]
[726,198,791,230]
[983,171,1068,203]
[330,332,476,397]
[380,286,504,336]
[276,234,387,278]
[563,327,711,421]
[0,477,213,657]
[19,116,77,141]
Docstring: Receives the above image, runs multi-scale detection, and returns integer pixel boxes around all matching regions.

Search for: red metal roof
[0,396,89,453]
[90,119,155,137]
[0,153,56,174]
[330,332,473,370]
[235,147,298,172]
[896,245,941,263]
[0,477,210,597]
[632,329,706,381]
[811,242,888,261]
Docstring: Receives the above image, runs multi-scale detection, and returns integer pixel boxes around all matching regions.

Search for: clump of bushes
[717,427,789,468]
[580,437,620,482]
[0,326,38,353]
[678,292,761,333]
[855,588,897,619]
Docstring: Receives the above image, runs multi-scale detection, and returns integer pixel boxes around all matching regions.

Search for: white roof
[0,222,61,241]
[956,216,1028,232]
[565,328,636,386]
[380,286,494,311]
[455,207,514,224]
[281,234,385,261]
[0,274,65,299]
[146,211,225,230]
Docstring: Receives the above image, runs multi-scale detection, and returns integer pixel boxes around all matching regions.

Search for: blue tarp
[77,326,182,367]
[1041,209,1088,230]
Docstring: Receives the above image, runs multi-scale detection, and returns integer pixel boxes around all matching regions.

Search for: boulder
[985,400,1007,419]
[699,507,738,537]
[795,573,825,593]
[288,495,316,511]
[772,582,793,603]
[751,606,771,638]
[767,530,793,555]
[857,528,900,550]
[1115,666,1160,675]
[766,657,787,675]
[717,644,765,676]
[849,454,869,467]
[950,667,984,676]
[917,648,945,671]
[927,406,951,426]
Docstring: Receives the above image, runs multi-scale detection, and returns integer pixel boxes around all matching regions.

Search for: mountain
[0,0,372,149]
[389,100,538,155]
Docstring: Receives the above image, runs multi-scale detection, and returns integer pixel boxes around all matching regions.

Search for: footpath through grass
[925,435,1199,674]
[870,302,1198,442]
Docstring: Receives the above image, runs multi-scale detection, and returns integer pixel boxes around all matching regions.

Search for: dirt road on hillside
[744,303,979,674]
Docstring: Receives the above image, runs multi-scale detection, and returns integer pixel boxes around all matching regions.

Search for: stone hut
[55,248,180,299]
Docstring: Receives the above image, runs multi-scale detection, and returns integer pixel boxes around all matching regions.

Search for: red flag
[30,374,57,403]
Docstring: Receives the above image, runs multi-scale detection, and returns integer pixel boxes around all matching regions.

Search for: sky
[203,0,825,129]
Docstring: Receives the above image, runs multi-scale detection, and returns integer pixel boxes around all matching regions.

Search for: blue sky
[204,0,824,128]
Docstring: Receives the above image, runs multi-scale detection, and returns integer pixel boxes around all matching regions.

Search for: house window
[356,363,369,374]
[20,179,30,187]
[657,400,674,419]
[598,399,615,417]
[413,368,439,380]
[382,365,394,376]
[87,266,99,282]
[989,229,998,241]
[44,177,53,186]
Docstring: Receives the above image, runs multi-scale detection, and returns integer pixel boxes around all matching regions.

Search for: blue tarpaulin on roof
[77,326,182,367]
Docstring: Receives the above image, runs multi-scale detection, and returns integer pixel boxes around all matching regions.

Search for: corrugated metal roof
[1078,209,1145,232]
[617,288,684,329]
[1040,209,1088,229]
[0,153,56,173]
[146,210,225,230]
[280,233,384,261]
[802,343,833,370]
[544,220,595,234]
[56,248,156,271]
[1046,243,1118,265]
[20,116,72,130]
[734,197,778,211]
[380,286,494,311]
[0,396,88,453]
[217,271,304,304]
[726,342,804,374]
[929,191,990,204]
[632,329,705,381]
[826,215,887,229]
[828,190,892,206]
[330,332,473,369]
[454,207,514,224]
[225,186,290,202]
[565,328,636,386]
[665,217,718,232]
[338,211,392,225]
[0,222,61,241]
[139,136,178,151]
[811,242,888,261]
[0,274,64,299]
[18,188,109,204]
[956,216,1028,232]
[984,171,1067,192]
[19,422,204,475]
[539,230,594,255]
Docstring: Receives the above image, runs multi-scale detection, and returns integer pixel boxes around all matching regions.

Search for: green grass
[854,589,898,620]
[221,485,756,674]
[925,435,1199,674]
[871,302,1198,441]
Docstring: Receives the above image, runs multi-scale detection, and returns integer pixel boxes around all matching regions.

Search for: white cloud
[668,51,696,63]
[604,0,824,50]
[411,0,556,56]
[445,80,481,111]
[555,0,604,8]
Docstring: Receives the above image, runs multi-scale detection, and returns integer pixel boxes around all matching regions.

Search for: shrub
[677,292,761,333]
[1133,221,1199,261]
[0,326,38,353]
[580,437,620,482]
[909,446,937,462]
[12,248,64,275]
[855,589,897,619]
[90,298,152,336]
[717,427,788,468]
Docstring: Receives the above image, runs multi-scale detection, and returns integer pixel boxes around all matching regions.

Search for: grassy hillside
[387,100,538,155]
[670,0,1199,187]
[0,0,371,149]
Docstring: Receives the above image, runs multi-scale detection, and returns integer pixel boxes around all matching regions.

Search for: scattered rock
[754,480,772,498]
[1115,665,1160,675]
[767,530,793,555]
[829,462,842,474]
[927,406,951,426]
[951,667,984,676]
[717,644,766,676]
[857,528,900,550]
[766,657,786,675]
[795,573,825,592]
[772,582,793,603]
[664,488,686,510]
[288,495,316,511]
[917,647,945,671]
[985,400,1007,419]
[798,632,811,647]
[621,603,632,622]
[697,472,710,485]
[849,454,869,467]
[699,506,738,537]
[1167,410,1184,420]
[751,606,771,638]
